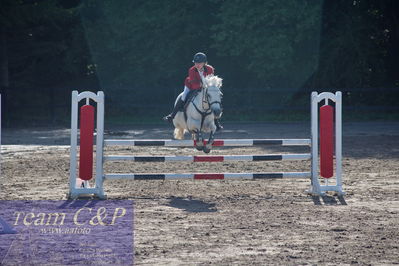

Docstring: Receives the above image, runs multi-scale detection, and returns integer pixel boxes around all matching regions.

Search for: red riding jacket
[184,65,214,90]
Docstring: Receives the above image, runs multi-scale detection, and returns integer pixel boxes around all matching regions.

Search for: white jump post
[308,91,344,195]
[68,91,344,199]
[69,91,105,199]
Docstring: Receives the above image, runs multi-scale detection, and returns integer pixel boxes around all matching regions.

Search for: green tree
[0,0,96,124]
[79,0,220,115]
[80,0,217,88]
[312,0,387,89]
[212,0,322,88]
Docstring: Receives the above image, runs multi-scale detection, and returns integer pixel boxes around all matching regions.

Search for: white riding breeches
[181,86,190,101]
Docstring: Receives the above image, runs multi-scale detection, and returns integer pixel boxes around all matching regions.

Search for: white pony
[173,75,223,153]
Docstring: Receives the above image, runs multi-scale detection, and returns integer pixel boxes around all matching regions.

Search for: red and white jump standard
[309,91,344,195]
[68,91,344,199]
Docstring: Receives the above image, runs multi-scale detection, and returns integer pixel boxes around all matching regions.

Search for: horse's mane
[204,75,222,88]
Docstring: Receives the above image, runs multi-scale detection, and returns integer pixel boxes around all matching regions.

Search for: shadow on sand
[166,196,217,213]
[311,195,347,206]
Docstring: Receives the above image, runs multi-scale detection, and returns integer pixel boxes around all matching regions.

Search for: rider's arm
[207,65,215,75]
[187,67,201,90]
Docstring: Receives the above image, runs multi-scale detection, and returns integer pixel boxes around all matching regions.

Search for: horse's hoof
[203,147,211,153]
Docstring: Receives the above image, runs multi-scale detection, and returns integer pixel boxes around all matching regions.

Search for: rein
[188,87,222,131]
[192,88,212,131]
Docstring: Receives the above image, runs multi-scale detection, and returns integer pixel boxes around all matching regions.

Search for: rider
[163,52,223,131]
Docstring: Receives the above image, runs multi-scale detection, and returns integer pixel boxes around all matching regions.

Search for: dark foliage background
[1,0,398,125]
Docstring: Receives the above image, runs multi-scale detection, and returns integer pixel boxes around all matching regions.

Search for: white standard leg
[335,92,344,195]
[95,91,106,199]
[309,91,322,195]
[69,91,78,198]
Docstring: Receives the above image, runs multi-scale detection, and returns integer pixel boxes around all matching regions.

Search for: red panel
[79,105,95,181]
[194,140,224,146]
[211,140,224,146]
[320,105,334,178]
[194,174,224,179]
[194,156,224,162]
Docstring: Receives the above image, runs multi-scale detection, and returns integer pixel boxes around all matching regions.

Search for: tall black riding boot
[215,118,223,131]
[163,98,185,123]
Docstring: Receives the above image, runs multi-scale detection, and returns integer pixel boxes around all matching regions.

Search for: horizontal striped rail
[104,172,311,180]
[104,153,311,162]
[104,138,311,147]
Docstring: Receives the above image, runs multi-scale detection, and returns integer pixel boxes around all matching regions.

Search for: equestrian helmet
[193,52,207,63]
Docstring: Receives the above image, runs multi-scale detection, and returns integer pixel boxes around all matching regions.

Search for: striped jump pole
[104,139,311,147]
[104,154,311,162]
[104,172,311,180]
[69,91,344,199]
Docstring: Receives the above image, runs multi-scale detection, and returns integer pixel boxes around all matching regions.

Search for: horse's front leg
[203,130,215,154]
[202,118,217,153]
[193,130,204,151]
[188,118,204,151]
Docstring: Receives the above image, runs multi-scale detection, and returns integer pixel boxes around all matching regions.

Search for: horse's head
[204,75,223,118]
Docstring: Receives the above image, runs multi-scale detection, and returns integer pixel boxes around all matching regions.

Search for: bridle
[202,86,223,111]
[189,85,222,131]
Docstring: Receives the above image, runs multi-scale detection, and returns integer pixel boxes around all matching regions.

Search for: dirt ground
[1,122,398,265]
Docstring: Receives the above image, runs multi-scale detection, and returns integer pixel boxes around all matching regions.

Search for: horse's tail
[174,128,186,140]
